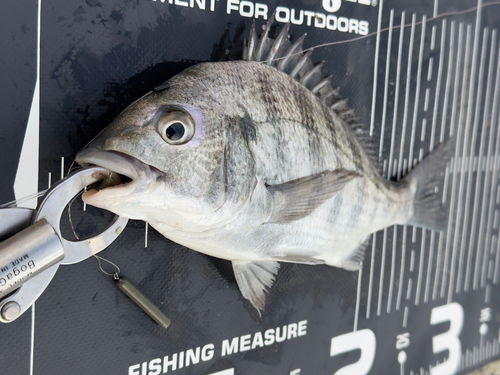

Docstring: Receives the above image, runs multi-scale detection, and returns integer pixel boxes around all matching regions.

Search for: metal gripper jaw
[0,167,128,323]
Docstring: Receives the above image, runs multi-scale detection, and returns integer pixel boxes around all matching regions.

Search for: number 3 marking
[430,303,464,375]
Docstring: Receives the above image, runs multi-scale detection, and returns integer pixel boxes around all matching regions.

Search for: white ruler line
[466,28,496,291]
[60,156,65,179]
[415,229,426,305]
[145,222,149,248]
[447,23,472,304]
[433,0,439,17]
[421,118,427,142]
[424,230,435,303]
[432,232,444,300]
[431,19,447,150]
[366,233,377,319]
[441,22,465,299]
[428,57,434,81]
[408,15,427,171]
[440,20,455,143]
[378,9,394,158]
[424,88,430,111]
[377,227,388,316]
[494,231,500,284]
[369,0,384,136]
[403,305,409,327]
[353,264,362,332]
[387,226,397,313]
[396,225,408,310]
[481,42,500,288]
[387,11,406,179]
[459,27,490,293]
[397,13,417,181]
[406,278,413,300]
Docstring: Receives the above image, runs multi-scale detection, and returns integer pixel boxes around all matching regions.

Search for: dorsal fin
[242,18,379,166]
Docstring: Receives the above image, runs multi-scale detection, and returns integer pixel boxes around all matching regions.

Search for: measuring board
[1,0,500,374]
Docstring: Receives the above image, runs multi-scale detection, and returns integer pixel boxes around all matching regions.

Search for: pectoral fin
[266,169,359,223]
[232,260,280,314]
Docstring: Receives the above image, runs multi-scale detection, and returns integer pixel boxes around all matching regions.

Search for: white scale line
[428,57,434,81]
[440,20,455,144]
[445,23,471,303]
[369,0,384,136]
[406,278,413,300]
[494,231,500,284]
[441,22,464,299]
[378,9,394,158]
[488,259,494,279]
[432,232,444,300]
[403,305,409,327]
[408,15,427,171]
[397,13,417,181]
[353,264,362,332]
[366,233,377,319]
[431,19,447,150]
[421,119,427,142]
[377,228,388,316]
[480,40,500,288]
[485,284,491,304]
[387,11,406,179]
[459,26,489,293]
[424,230,435,303]
[450,21,473,298]
[60,156,65,179]
[396,225,407,310]
[424,88,430,111]
[145,222,149,248]
[387,226,397,313]
[415,229,426,305]
[466,28,496,291]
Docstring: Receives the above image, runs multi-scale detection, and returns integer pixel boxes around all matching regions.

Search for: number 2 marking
[330,329,376,375]
[430,303,464,375]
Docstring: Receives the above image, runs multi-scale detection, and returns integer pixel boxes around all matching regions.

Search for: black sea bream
[76,17,451,312]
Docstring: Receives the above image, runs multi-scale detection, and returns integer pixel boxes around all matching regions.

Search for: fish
[76,16,451,313]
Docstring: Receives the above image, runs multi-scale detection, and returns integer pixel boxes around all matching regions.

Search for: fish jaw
[75,148,161,220]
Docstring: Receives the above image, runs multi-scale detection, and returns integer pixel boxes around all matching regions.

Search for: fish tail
[404,139,455,231]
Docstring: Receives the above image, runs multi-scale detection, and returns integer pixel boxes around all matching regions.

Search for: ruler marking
[495,210,500,229]
[60,157,65,179]
[421,118,427,142]
[369,0,384,136]
[481,48,500,287]
[424,88,430,111]
[353,265,362,332]
[406,278,413,300]
[441,22,464,298]
[403,305,409,327]
[446,23,471,303]
[388,11,407,179]
[494,234,500,284]
[415,229,426,305]
[442,165,450,204]
[489,255,495,279]
[398,13,417,181]
[485,284,491,303]
[462,27,490,292]
[387,227,397,313]
[424,231,435,303]
[432,232,444,300]
[428,57,434,81]
[379,9,395,158]
[366,233,377,319]
[397,225,408,310]
[440,20,454,143]
[432,19,447,149]
[377,228,388,316]
[410,249,416,272]
[408,15,427,171]
[412,226,417,243]
[145,222,149,248]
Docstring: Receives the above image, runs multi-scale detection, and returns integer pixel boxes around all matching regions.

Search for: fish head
[76,63,257,232]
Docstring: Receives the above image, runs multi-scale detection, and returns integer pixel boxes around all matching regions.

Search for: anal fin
[341,237,370,271]
[232,260,280,314]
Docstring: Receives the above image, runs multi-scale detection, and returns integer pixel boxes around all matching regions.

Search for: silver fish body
[76,24,449,311]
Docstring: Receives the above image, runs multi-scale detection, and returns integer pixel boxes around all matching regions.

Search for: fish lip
[75,148,145,181]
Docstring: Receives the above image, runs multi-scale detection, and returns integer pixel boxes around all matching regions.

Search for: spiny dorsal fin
[242,18,379,165]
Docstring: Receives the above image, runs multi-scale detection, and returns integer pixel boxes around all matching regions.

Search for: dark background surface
[1,0,500,374]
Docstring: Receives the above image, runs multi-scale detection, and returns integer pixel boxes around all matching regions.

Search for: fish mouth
[75,148,150,200]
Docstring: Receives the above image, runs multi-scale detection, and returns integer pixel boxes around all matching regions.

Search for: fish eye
[157,109,195,145]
